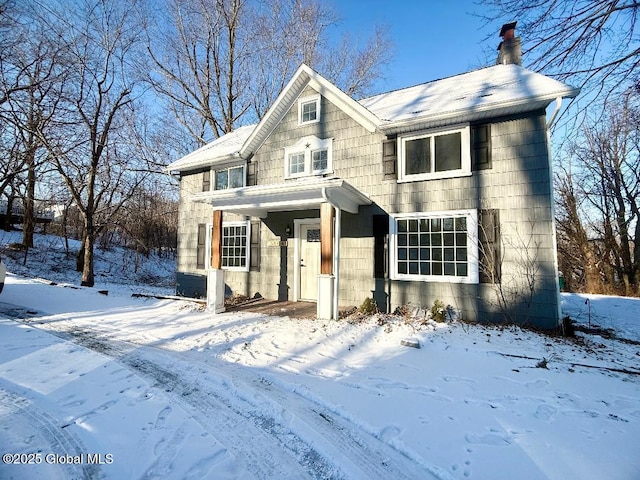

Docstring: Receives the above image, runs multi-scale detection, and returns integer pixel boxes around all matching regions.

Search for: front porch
[225,297,355,319]
[194,177,372,320]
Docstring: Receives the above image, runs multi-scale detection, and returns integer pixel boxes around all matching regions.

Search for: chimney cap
[499,21,517,37]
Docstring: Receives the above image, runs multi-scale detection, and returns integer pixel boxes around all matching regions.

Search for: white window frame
[284,135,333,179]
[214,164,246,190]
[221,220,251,272]
[389,209,479,284]
[398,124,471,182]
[298,94,321,125]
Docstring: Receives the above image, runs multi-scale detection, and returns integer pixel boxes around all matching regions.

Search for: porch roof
[190,177,371,217]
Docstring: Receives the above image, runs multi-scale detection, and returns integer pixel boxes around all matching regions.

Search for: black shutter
[382,138,397,180]
[196,224,206,269]
[373,214,389,278]
[479,209,501,283]
[250,221,261,271]
[202,170,211,192]
[472,124,492,171]
[247,162,257,186]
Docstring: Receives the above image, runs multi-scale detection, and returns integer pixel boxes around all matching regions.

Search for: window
[214,165,245,190]
[222,221,250,271]
[298,94,321,125]
[196,224,207,269]
[202,170,211,192]
[312,150,328,171]
[289,153,305,176]
[399,125,471,182]
[284,136,333,179]
[390,210,478,283]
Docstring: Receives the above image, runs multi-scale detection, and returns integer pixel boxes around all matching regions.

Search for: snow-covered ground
[0,232,639,479]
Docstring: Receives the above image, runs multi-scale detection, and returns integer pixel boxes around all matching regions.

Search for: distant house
[166,24,579,329]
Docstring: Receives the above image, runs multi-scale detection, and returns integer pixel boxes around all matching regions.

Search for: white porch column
[207,269,226,313]
[208,210,225,313]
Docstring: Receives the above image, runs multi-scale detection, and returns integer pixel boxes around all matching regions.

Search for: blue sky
[331,0,503,93]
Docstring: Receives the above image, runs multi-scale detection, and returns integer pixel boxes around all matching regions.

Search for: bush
[431,299,447,322]
[358,297,378,315]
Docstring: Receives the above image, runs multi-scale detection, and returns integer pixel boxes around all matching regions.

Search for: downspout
[322,187,341,320]
[333,208,341,321]
[546,96,562,130]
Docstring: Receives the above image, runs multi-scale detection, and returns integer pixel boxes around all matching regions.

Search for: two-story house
[167,24,579,329]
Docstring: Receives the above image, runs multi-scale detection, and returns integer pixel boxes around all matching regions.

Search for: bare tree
[143,0,393,144]
[477,1,639,107]
[556,91,640,295]
[31,0,148,287]
[555,165,602,293]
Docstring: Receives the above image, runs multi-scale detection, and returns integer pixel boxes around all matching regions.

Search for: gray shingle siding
[175,87,560,328]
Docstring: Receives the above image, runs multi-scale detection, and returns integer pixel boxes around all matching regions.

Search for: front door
[299,223,321,301]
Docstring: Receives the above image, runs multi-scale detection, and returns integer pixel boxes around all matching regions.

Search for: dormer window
[298,94,321,125]
[284,136,333,179]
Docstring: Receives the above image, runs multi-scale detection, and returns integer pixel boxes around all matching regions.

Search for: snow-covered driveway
[0,302,436,479]
[1,275,639,479]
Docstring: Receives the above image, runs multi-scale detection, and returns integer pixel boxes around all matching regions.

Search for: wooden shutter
[472,124,492,171]
[479,209,501,283]
[382,138,397,180]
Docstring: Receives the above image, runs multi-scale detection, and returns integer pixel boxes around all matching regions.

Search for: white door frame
[293,218,321,302]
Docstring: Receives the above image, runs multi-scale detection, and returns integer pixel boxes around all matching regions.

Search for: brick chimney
[496,21,521,65]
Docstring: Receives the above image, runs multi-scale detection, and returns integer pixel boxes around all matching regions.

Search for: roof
[359,64,580,134]
[165,124,256,173]
[167,63,579,173]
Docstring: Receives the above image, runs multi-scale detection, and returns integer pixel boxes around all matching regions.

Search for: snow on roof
[166,124,257,173]
[359,64,579,127]
[168,64,579,173]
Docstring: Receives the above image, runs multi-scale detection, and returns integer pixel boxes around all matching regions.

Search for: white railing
[0,200,55,220]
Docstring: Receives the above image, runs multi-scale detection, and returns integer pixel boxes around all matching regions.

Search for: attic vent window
[298,94,321,125]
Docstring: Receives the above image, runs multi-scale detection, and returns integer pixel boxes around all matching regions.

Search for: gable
[239,64,380,159]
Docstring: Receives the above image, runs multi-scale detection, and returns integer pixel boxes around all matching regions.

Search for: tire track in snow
[60,330,323,479]
[0,387,100,480]
[60,327,447,479]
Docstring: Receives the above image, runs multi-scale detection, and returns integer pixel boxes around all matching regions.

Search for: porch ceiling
[190,177,372,217]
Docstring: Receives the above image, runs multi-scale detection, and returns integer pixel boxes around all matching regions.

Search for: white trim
[190,177,371,217]
[221,220,251,272]
[389,209,479,284]
[398,124,471,182]
[283,136,333,179]
[298,93,321,125]
[293,218,321,302]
